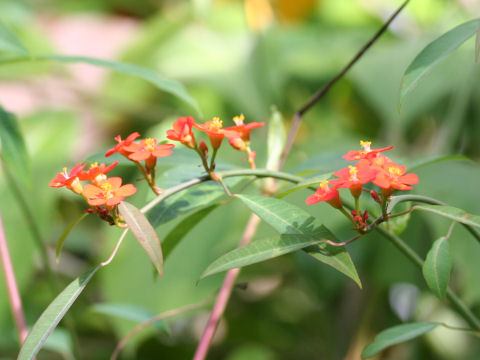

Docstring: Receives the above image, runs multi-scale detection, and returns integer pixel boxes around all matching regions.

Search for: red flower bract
[79,161,118,185]
[306,181,342,208]
[105,132,141,157]
[372,161,418,196]
[166,116,196,149]
[193,117,237,150]
[330,159,378,197]
[83,177,137,207]
[124,138,175,169]
[49,164,86,194]
[224,114,264,142]
[343,140,393,161]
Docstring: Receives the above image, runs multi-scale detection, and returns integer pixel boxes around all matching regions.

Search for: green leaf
[422,236,451,300]
[388,201,411,235]
[362,322,439,358]
[0,21,28,55]
[414,204,480,228]
[18,266,100,360]
[276,173,332,199]
[147,177,243,227]
[0,55,200,114]
[201,234,323,279]
[118,201,163,277]
[163,204,220,261]
[91,303,169,334]
[56,213,89,263]
[0,105,31,188]
[265,106,286,171]
[400,19,480,109]
[235,194,361,287]
[408,154,473,172]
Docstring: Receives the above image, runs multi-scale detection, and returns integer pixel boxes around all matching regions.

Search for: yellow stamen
[144,138,156,151]
[101,182,114,198]
[89,162,99,169]
[348,165,359,181]
[388,166,402,176]
[233,114,245,126]
[319,181,329,190]
[62,167,69,177]
[360,140,372,152]
[206,117,223,131]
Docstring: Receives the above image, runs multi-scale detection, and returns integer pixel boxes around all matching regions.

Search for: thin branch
[326,233,364,247]
[0,210,28,345]
[111,295,214,360]
[279,0,410,169]
[100,229,128,267]
[193,214,261,360]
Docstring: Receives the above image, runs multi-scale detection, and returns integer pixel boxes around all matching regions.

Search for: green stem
[375,225,480,331]
[354,196,360,215]
[209,148,218,171]
[194,147,210,173]
[134,161,157,195]
[388,194,480,244]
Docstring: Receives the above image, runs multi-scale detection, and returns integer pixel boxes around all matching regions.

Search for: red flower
[124,138,175,169]
[79,161,118,185]
[83,177,137,207]
[306,181,342,208]
[343,140,393,161]
[373,161,418,196]
[166,116,197,149]
[330,159,378,197]
[49,164,86,194]
[105,132,141,157]
[224,114,264,145]
[193,117,237,150]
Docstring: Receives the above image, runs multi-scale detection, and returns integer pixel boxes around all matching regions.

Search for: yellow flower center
[360,140,372,152]
[388,166,402,177]
[233,114,245,126]
[89,162,99,169]
[62,167,69,177]
[348,165,359,181]
[206,117,223,131]
[101,182,114,198]
[144,138,156,151]
[319,181,329,190]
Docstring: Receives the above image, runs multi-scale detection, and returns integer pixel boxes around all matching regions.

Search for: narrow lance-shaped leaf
[413,204,480,229]
[0,55,200,115]
[163,204,220,261]
[422,236,452,300]
[201,234,323,279]
[0,21,29,55]
[18,266,100,360]
[56,213,90,263]
[0,106,31,189]
[118,201,163,277]
[400,18,480,109]
[362,322,439,359]
[235,194,361,288]
[276,173,332,199]
[265,106,286,171]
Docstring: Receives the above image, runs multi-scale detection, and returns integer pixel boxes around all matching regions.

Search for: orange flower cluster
[166,114,264,171]
[50,162,136,225]
[306,141,418,228]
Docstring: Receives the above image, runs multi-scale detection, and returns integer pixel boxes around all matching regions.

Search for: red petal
[106,177,123,189]
[306,194,320,205]
[152,149,173,158]
[116,184,137,197]
[128,151,151,161]
[399,173,418,185]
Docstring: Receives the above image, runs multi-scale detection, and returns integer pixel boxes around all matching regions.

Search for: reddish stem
[0,210,28,344]
[193,214,260,360]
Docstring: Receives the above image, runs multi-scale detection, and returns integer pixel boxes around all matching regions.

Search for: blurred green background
[1,0,480,359]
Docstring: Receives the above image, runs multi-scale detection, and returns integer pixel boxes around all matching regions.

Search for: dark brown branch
[279,0,410,169]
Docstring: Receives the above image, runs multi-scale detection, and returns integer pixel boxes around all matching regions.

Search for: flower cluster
[49,161,136,225]
[166,114,264,172]
[306,141,418,231]
[50,133,175,225]
[106,132,175,195]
